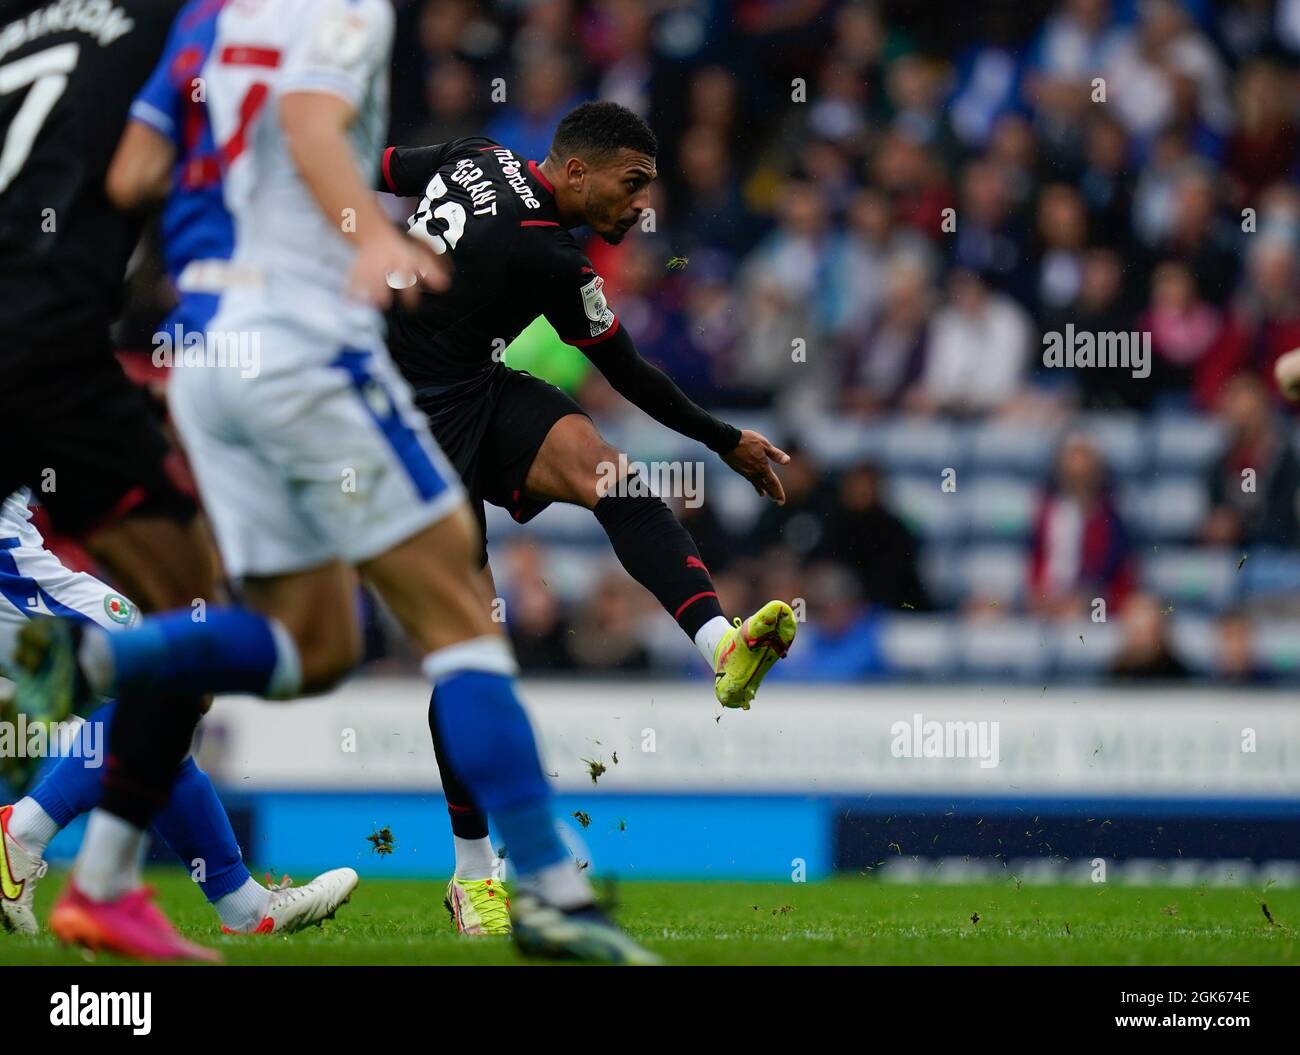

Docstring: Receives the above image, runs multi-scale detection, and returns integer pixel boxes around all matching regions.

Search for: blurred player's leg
[361,512,655,962]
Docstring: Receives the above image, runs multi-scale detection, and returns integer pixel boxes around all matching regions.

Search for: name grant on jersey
[0,0,134,64]
[490,147,541,209]
[449,158,498,216]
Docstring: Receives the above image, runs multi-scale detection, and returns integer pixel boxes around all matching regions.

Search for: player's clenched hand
[348,229,451,308]
[721,430,790,505]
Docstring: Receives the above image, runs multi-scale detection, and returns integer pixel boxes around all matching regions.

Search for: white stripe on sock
[421,635,518,684]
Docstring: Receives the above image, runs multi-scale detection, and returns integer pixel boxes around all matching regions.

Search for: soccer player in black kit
[380,102,798,911]
[0,0,206,605]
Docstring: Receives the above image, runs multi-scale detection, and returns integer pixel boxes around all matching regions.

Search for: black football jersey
[381,136,621,390]
[0,0,180,355]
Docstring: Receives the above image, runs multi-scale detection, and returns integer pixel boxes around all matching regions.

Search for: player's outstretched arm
[583,328,789,503]
[105,121,175,210]
[280,91,449,307]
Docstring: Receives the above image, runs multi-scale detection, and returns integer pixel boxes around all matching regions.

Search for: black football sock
[592,490,726,640]
[100,693,205,829]
[427,689,490,841]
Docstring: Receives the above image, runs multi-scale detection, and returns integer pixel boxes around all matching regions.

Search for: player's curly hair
[549,101,658,165]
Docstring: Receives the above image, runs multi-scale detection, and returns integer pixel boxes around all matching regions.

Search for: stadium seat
[876,615,958,677]
[1151,413,1226,473]
[966,476,1038,540]
[1251,619,1300,677]
[794,415,885,469]
[955,619,1052,679]
[1239,547,1300,602]
[969,420,1060,476]
[887,474,968,542]
[1050,618,1123,676]
[879,416,966,474]
[1140,548,1239,611]
[1073,412,1147,477]
[1167,615,1218,676]
[959,545,1029,605]
[919,546,965,608]
[1118,476,1209,542]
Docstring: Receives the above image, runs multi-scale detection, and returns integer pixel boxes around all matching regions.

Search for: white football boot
[223,867,359,934]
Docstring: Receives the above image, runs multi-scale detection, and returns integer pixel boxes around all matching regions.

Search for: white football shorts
[168,320,465,579]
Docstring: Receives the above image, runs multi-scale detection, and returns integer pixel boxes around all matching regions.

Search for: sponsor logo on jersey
[580,274,615,337]
[491,147,541,209]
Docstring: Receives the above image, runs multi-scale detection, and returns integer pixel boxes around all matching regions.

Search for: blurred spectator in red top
[1224,59,1300,209]
[872,129,955,240]
[1197,235,1300,407]
[1028,432,1134,618]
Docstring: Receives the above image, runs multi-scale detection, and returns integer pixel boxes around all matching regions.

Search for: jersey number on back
[408,173,466,254]
[0,43,79,195]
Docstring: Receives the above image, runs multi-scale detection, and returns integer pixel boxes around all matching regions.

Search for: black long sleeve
[582,327,741,454]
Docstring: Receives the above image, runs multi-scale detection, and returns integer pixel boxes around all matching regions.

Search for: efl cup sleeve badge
[580,274,615,337]
[104,594,136,626]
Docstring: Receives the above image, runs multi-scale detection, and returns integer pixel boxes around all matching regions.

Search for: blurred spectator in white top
[1104,0,1231,146]
[907,266,1032,417]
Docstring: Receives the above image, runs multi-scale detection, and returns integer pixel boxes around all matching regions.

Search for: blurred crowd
[119,0,1300,684]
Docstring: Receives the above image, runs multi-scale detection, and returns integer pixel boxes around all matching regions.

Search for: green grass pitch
[2,869,1296,965]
